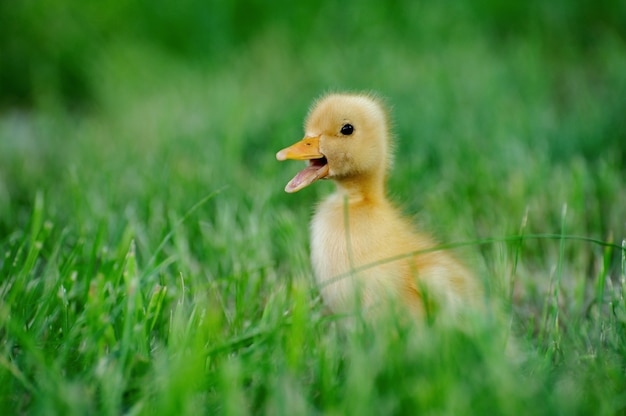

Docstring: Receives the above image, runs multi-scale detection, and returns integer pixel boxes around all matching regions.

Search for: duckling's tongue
[285,162,329,193]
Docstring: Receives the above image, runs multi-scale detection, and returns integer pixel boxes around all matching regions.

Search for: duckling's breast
[310,194,428,314]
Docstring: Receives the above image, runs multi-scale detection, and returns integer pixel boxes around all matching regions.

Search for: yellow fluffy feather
[277,93,479,319]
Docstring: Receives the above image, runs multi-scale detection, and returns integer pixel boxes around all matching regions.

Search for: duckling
[276,93,479,320]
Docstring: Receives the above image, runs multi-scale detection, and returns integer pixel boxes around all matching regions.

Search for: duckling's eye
[340,124,354,136]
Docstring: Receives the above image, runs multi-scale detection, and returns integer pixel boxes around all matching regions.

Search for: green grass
[1,2,626,414]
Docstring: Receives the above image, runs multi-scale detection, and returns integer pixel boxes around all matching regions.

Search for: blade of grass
[320,232,623,290]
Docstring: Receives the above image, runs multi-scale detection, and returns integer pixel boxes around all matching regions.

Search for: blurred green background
[1,0,625,279]
[2,0,626,108]
[1,0,625,283]
[2,1,626,413]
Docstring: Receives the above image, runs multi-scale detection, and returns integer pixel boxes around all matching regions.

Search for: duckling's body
[277,93,479,319]
[311,192,475,317]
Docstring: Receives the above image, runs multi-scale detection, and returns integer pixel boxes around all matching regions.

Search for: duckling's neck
[334,173,386,204]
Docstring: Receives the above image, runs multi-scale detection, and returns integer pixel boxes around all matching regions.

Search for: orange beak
[276,136,330,193]
[276,136,323,161]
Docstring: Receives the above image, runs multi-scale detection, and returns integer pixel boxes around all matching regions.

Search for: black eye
[340,124,354,136]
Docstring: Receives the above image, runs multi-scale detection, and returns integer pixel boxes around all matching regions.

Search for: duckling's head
[276,93,392,193]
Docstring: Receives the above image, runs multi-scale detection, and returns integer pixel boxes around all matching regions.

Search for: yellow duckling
[276,93,479,320]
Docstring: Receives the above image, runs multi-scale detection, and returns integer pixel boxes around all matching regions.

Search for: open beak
[276,136,330,193]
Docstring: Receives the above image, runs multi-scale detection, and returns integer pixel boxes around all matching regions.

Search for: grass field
[1,1,626,414]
